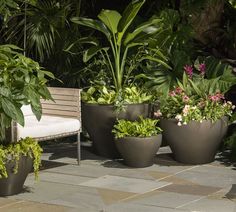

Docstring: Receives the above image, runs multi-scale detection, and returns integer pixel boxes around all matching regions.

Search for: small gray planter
[0,155,33,196]
[82,103,150,158]
[115,135,162,167]
[160,117,228,164]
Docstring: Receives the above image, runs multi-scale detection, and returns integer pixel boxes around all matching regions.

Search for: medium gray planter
[82,103,150,158]
[0,155,33,196]
[160,117,228,164]
[115,135,162,167]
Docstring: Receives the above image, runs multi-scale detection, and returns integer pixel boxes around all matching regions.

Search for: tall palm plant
[71,0,170,92]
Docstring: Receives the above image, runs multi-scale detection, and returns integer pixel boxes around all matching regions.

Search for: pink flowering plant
[155,63,236,126]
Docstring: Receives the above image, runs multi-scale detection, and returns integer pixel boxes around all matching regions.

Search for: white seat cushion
[17,115,81,140]
[21,105,34,116]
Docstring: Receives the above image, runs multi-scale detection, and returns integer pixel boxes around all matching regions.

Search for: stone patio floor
[1,140,236,212]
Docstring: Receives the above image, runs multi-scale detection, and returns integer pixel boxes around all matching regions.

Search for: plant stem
[103,49,117,89]
[116,44,122,91]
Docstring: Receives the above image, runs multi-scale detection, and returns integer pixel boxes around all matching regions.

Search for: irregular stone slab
[179,198,236,212]
[96,188,136,205]
[47,186,106,210]
[0,200,74,212]
[105,202,188,212]
[159,184,221,196]
[0,198,22,208]
[79,175,171,194]
[127,191,202,208]
[175,168,236,188]
[9,181,82,202]
[34,171,94,186]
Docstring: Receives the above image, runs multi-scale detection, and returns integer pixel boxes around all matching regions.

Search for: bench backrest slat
[41,87,81,120]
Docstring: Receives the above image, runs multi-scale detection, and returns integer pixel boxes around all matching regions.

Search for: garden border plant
[71,0,170,104]
[112,116,162,167]
[155,63,236,164]
[0,137,42,179]
[70,0,170,158]
[0,44,54,196]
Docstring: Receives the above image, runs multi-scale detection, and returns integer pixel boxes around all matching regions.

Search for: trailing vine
[0,137,42,179]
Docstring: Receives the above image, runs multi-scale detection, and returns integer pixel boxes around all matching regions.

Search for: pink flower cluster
[183,63,206,78]
[199,63,206,75]
[182,95,190,103]
[169,87,183,97]
[169,87,190,103]
[184,65,193,78]
[208,93,224,102]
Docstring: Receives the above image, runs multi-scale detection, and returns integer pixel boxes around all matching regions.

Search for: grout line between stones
[175,184,234,209]
[0,200,25,209]
[155,165,200,182]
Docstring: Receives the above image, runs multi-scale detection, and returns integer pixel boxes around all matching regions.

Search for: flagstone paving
[1,141,236,212]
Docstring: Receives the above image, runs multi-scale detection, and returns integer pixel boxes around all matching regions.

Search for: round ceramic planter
[0,155,33,196]
[115,135,162,168]
[160,117,228,164]
[82,103,150,159]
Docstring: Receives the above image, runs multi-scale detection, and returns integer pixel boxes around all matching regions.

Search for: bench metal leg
[77,132,81,165]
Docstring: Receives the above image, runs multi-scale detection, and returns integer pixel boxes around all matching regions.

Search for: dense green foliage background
[0,0,236,89]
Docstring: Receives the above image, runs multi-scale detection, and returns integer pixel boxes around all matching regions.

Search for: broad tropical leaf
[71,17,111,40]
[83,46,109,63]
[98,10,121,34]
[140,56,172,70]
[124,18,162,45]
[117,0,145,44]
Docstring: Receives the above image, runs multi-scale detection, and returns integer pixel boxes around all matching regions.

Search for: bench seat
[17,115,81,140]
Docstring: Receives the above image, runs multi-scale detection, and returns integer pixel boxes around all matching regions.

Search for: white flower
[183,122,187,125]
[183,105,190,115]
[177,122,182,126]
[200,120,203,123]
[154,110,162,118]
[175,114,182,121]
[232,105,236,110]
[191,106,197,110]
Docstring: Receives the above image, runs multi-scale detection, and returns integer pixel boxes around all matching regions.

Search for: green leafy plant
[0,137,42,179]
[223,122,236,160]
[139,8,236,97]
[0,44,54,143]
[71,0,169,93]
[81,86,152,105]
[1,0,85,88]
[0,0,37,22]
[112,116,162,139]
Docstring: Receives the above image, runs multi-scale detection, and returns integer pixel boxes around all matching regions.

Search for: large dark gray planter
[0,155,33,196]
[115,135,162,167]
[82,103,150,158]
[160,117,228,164]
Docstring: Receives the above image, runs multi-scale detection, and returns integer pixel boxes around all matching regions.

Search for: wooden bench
[11,87,82,164]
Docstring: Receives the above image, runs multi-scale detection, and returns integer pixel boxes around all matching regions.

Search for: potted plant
[71,0,169,158]
[155,64,236,164]
[0,44,54,196]
[0,137,42,196]
[112,117,162,167]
